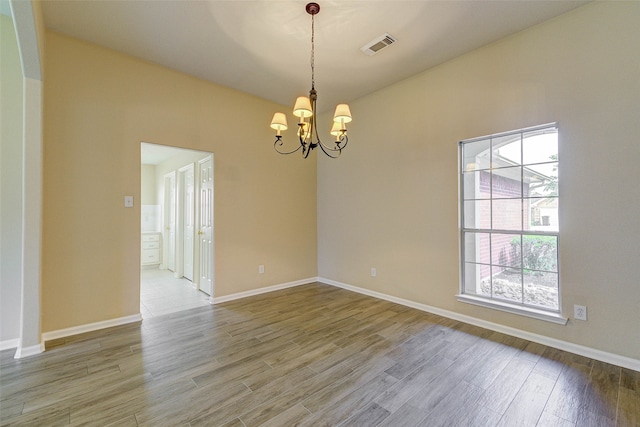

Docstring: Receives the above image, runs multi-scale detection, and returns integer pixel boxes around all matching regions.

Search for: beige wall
[0,14,24,344]
[318,2,640,360]
[42,32,317,332]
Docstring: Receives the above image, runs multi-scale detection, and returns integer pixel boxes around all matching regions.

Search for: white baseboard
[0,338,19,351]
[22,278,639,371]
[213,277,319,304]
[319,277,640,372]
[14,342,45,359]
[3,339,46,358]
[41,313,142,342]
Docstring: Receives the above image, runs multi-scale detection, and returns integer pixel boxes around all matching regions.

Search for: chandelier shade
[270,2,352,159]
[333,104,352,124]
[330,121,343,141]
[293,97,313,118]
[269,113,288,136]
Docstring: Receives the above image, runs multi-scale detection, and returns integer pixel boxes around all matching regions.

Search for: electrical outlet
[258,265,265,274]
[574,305,587,321]
[371,268,377,277]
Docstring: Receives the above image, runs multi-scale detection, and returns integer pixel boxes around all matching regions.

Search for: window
[459,123,562,322]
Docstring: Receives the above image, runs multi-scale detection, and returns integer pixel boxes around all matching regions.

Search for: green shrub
[510,235,557,274]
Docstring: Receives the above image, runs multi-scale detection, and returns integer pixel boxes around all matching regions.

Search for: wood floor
[1,283,638,427]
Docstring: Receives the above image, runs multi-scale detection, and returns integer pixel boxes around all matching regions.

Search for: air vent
[360,33,397,56]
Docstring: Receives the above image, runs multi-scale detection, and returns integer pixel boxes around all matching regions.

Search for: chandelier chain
[311,12,315,89]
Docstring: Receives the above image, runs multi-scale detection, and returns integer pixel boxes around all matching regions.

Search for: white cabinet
[141,233,161,266]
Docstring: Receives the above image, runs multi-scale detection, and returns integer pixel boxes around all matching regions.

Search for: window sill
[456,294,568,325]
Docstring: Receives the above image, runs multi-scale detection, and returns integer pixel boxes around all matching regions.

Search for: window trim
[458,123,566,323]
[456,294,567,324]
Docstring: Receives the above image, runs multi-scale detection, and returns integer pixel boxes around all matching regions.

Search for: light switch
[124,196,134,208]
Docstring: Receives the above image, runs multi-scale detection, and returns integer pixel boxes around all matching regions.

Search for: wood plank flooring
[1,282,638,426]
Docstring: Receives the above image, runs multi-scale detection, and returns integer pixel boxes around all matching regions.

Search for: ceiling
[141,142,214,165]
[0,0,10,16]
[140,142,194,165]
[40,0,589,114]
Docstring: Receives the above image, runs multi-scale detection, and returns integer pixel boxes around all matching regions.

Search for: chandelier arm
[316,139,341,158]
[274,136,304,155]
[337,133,348,149]
[298,124,307,146]
[298,123,311,158]
[317,133,348,153]
[303,145,313,159]
[304,140,315,158]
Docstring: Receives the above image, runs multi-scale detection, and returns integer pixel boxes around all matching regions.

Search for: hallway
[140,268,210,318]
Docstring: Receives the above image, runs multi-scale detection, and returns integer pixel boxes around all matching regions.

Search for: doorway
[140,142,214,318]
[197,156,214,295]
[180,164,195,281]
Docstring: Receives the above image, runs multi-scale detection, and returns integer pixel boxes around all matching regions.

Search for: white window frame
[457,123,567,324]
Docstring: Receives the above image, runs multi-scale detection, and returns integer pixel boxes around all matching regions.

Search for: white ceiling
[0,0,11,16]
[41,0,589,114]
[140,142,184,165]
[140,142,211,165]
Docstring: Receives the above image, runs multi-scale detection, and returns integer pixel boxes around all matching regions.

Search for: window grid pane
[460,124,559,313]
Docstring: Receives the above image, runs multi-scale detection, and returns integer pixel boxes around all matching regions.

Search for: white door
[164,172,176,272]
[182,165,195,281]
[198,157,214,295]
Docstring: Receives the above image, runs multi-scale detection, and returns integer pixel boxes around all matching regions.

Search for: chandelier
[270,2,352,159]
